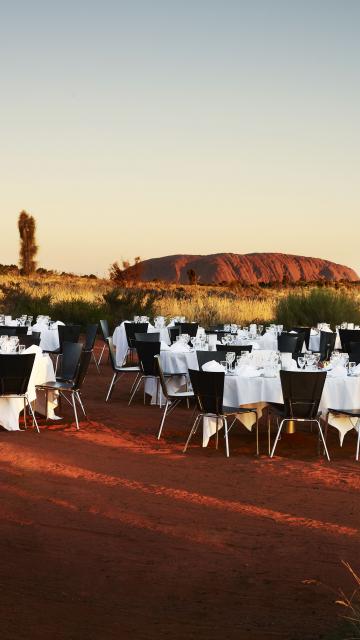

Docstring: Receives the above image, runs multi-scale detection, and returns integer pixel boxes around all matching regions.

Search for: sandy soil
[0,344,359,640]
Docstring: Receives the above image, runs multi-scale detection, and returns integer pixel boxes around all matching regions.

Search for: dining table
[0,345,58,431]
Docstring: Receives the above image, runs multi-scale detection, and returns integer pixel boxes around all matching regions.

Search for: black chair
[36,350,92,430]
[134,332,160,342]
[0,353,39,432]
[169,326,181,344]
[125,322,148,361]
[290,327,311,350]
[178,322,198,338]
[98,319,110,365]
[217,344,253,356]
[277,333,299,355]
[338,329,360,353]
[319,330,336,361]
[324,406,360,461]
[155,355,194,439]
[196,351,224,370]
[184,369,259,456]
[57,325,81,351]
[84,323,100,373]
[56,342,83,382]
[128,341,161,405]
[0,327,16,336]
[268,370,329,459]
[348,342,360,365]
[18,334,41,348]
[105,338,140,402]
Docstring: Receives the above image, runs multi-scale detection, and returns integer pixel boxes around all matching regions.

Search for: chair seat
[168,391,194,399]
[328,408,360,418]
[36,380,75,391]
[223,405,257,414]
[115,366,140,373]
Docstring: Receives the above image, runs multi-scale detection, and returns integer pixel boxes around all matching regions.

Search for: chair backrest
[106,337,118,371]
[100,319,110,342]
[125,323,148,347]
[0,353,36,396]
[196,351,224,370]
[154,355,170,400]
[290,327,311,350]
[319,331,336,361]
[32,331,41,340]
[280,370,327,420]
[58,342,83,381]
[349,341,360,365]
[0,327,17,336]
[178,322,198,337]
[13,327,28,336]
[339,329,360,353]
[19,335,41,348]
[217,344,253,355]
[58,325,81,351]
[74,350,92,390]
[84,323,98,350]
[188,368,224,415]
[169,326,181,344]
[277,333,299,354]
[135,341,160,376]
[134,332,160,342]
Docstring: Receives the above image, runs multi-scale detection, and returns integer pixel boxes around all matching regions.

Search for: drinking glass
[298,356,305,370]
[348,362,356,376]
[18,344,26,354]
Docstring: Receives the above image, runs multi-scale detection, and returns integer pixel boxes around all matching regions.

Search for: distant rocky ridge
[123,253,358,284]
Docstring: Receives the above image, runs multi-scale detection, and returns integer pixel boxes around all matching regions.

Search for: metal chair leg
[76,392,87,417]
[267,411,271,456]
[106,373,118,402]
[316,420,330,461]
[23,397,27,430]
[356,418,360,461]
[92,350,100,374]
[270,419,286,457]
[183,414,201,453]
[26,396,40,434]
[71,392,80,430]
[129,372,141,395]
[97,344,106,366]
[224,417,229,457]
[157,400,170,439]
[255,412,259,456]
[128,376,144,405]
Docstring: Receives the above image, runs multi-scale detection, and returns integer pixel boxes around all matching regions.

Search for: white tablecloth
[145,348,360,448]
[0,346,57,431]
[112,321,171,367]
[30,321,65,352]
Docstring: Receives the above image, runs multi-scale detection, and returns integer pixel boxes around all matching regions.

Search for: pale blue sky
[0,0,359,276]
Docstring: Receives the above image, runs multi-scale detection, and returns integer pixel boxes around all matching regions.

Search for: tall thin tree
[18,210,38,275]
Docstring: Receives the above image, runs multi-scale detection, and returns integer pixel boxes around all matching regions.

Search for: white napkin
[202,360,225,372]
[235,365,262,378]
[55,321,65,326]
[322,327,333,333]
[24,344,43,357]
[310,328,319,335]
[353,364,360,375]
[169,342,190,353]
[328,365,347,378]
[160,341,170,351]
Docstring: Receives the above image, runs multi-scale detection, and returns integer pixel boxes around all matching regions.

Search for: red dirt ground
[0,344,359,640]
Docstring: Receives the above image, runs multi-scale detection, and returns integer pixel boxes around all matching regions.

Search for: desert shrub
[102,287,160,323]
[0,282,52,318]
[51,299,106,327]
[274,288,360,329]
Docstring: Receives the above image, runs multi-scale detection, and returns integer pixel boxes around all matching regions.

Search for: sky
[0,0,359,277]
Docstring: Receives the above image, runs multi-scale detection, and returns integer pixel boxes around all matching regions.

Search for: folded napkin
[328,366,347,378]
[235,365,262,378]
[322,327,333,333]
[202,360,225,372]
[353,363,360,375]
[24,344,43,356]
[55,321,65,326]
[169,342,190,352]
[310,328,319,335]
[160,341,170,351]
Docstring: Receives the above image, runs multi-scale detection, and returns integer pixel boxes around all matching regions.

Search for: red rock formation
[123,253,358,284]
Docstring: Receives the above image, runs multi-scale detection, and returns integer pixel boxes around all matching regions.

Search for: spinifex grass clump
[274,288,360,329]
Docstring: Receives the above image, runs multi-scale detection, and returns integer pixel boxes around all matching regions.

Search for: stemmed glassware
[298,356,305,370]
[225,351,236,373]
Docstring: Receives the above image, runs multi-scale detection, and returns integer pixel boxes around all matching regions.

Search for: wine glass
[298,356,305,370]
[226,352,236,372]
[348,362,357,376]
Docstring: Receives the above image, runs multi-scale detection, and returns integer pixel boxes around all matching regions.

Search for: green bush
[274,288,360,329]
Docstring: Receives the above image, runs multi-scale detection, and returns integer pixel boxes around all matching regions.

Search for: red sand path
[0,347,359,639]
